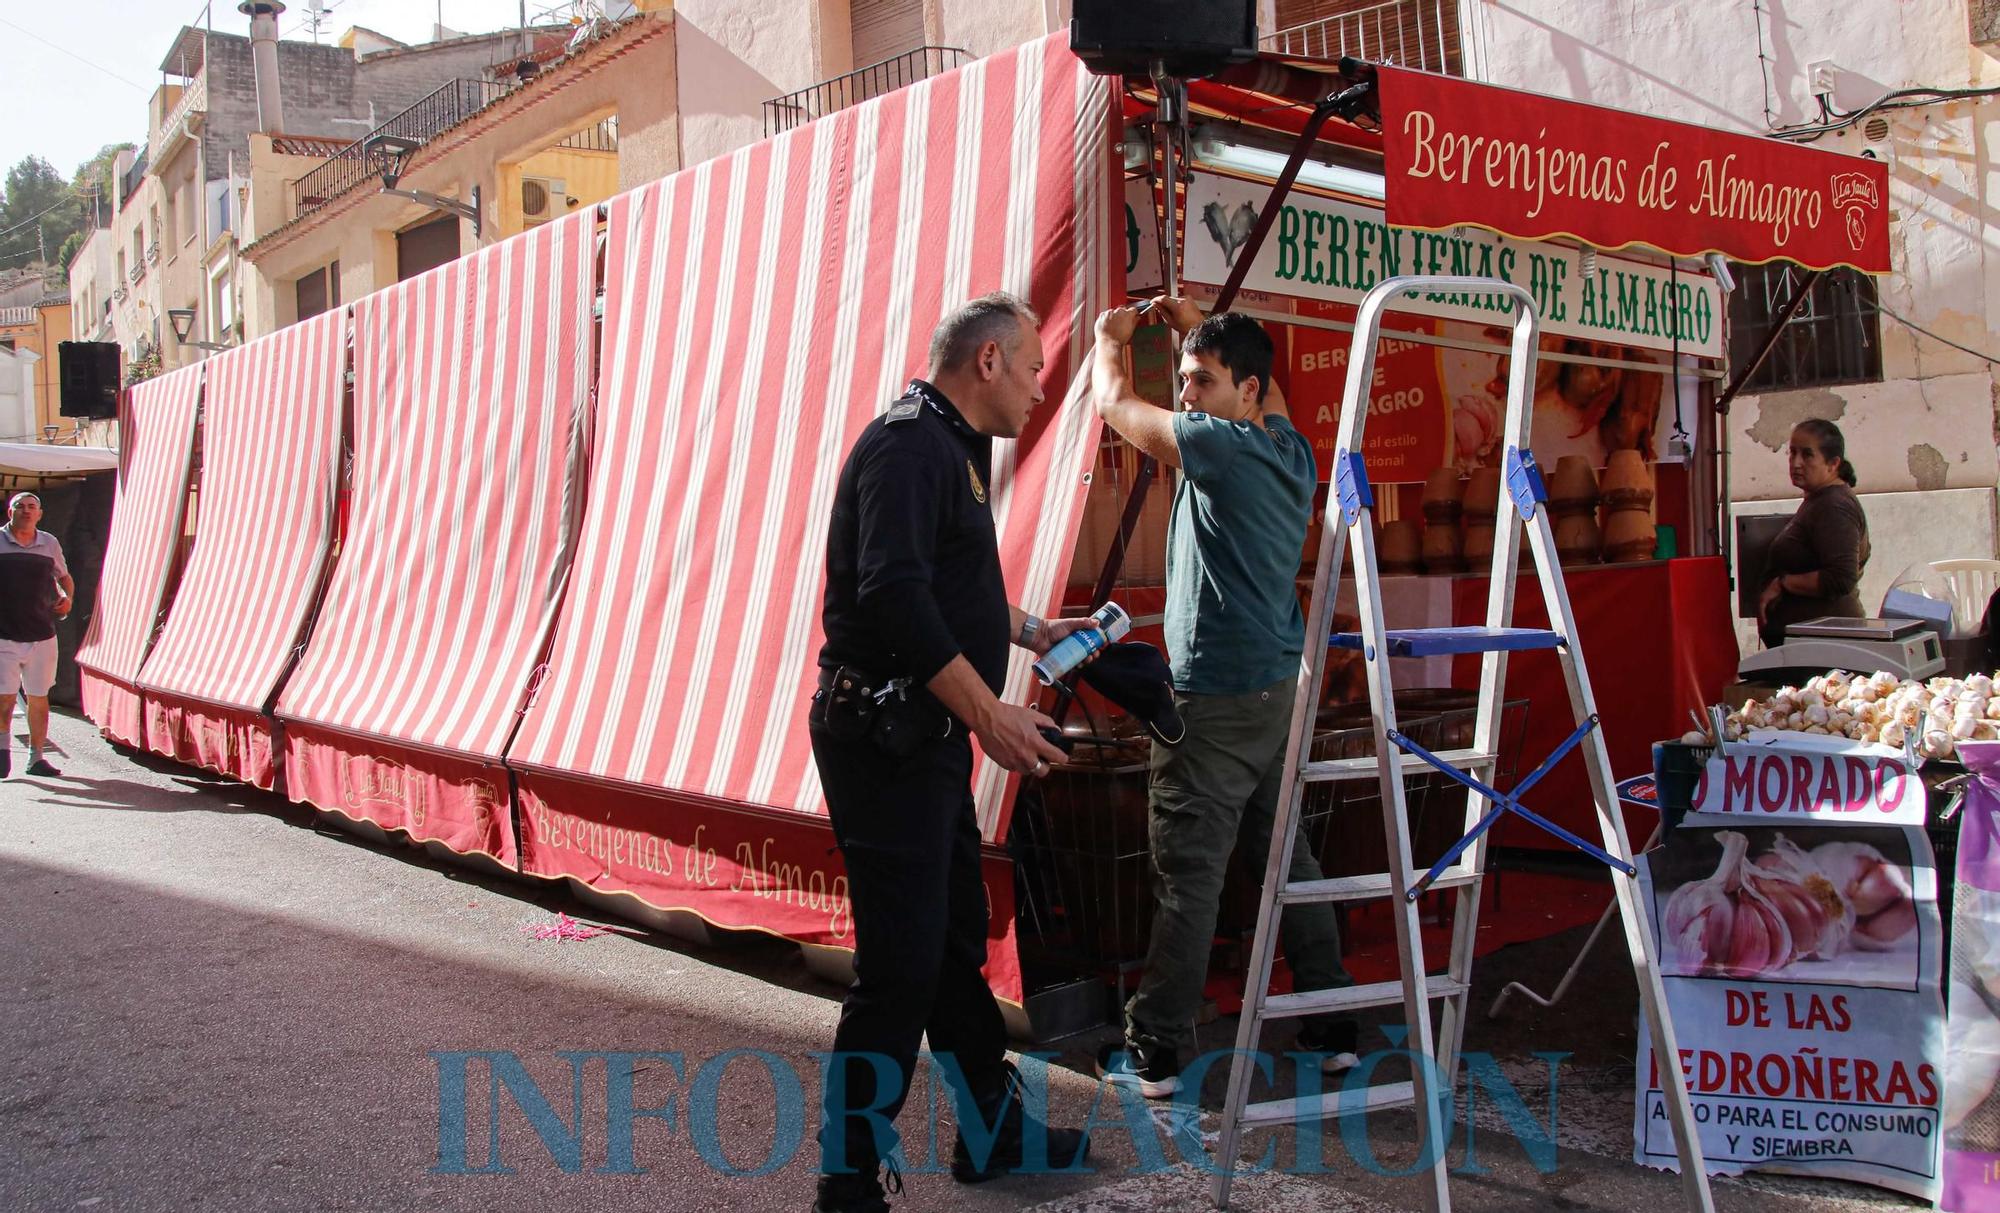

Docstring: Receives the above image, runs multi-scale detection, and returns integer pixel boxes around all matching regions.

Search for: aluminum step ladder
[1208,277,1713,1212]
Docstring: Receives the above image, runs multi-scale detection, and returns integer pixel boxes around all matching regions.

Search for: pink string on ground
[525,911,608,942]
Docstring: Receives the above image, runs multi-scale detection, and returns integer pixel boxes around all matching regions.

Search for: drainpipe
[240,1,289,136]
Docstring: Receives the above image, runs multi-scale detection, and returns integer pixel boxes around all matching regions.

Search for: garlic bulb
[1812,840,1918,951]
[1665,831,1795,979]
[1752,835,1854,961]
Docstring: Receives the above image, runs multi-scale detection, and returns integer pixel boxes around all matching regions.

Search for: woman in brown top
[1758,418,1871,648]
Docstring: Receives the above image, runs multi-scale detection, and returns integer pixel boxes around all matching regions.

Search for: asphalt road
[0,709,1924,1212]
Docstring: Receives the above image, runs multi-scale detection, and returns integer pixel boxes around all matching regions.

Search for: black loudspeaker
[1070,0,1258,78]
[58,342,120,419]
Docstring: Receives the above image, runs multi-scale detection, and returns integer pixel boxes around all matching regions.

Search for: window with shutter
[850,0,926,70]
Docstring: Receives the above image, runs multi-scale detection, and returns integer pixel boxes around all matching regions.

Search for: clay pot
[1379,520,1423,574]
[1548,456,1599,511]
[1422,468,1465,525]
[1603,509,1656,563]
[1555,512,1602,565]
[1601,450,1654,512]
[1463,522,1496,564]
[1464,467,1502,522]
[1422,522,1465,574]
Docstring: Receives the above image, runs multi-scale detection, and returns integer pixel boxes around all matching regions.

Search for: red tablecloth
[1448,557,1738,847]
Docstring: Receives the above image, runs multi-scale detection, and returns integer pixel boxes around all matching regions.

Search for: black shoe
[1095,1038,1181,1099]
[0,746,9,778]
[25,756,58,777]
[812,1161,899,1213]
[1296,1019,1362,1075]
[950,1061,1090,1183]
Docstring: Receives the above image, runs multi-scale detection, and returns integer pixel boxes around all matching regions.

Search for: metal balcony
[763,47,970,137]
[149,76,208,168]
[291,78,514,220]
[1263,0,1462,76]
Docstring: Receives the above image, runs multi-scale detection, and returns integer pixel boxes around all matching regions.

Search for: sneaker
[0,746,9,778]
[1297,1020,1362,1076]
[1095,1039,1181,1099]
[25,756,59,777]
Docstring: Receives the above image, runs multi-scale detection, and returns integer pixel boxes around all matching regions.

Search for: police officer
[810,293,1093,1212]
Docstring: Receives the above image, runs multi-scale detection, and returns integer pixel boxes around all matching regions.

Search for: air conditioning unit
[521,176,567,227]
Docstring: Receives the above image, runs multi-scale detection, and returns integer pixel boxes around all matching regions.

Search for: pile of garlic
[1695,671,2000,760]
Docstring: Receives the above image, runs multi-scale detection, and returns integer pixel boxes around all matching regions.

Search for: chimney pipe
[239,1,289,136]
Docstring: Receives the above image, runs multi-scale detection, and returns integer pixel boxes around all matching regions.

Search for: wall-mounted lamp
[1577,242,1599,277]
[1188,123,1386,201]
[167,307,232,353]
[365,132,481,237]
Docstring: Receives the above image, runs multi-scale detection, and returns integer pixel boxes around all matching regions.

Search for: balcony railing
[150,76,208,167]
[291,78,513,220]
[1263,0,1461,76]
[0,306,35,328]
[555,117,619,153]
[763,47,970,137]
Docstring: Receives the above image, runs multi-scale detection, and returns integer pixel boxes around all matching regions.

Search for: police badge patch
[966,460,986,504]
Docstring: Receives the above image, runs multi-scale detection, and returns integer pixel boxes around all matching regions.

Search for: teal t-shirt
[1165,411,1318,694]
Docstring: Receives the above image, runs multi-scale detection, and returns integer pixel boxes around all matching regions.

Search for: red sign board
[1377,66,1891,274]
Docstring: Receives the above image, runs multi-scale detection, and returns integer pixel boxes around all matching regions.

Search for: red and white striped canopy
[136,309,347,711]
[509,32,1114,840]
[75,364,203,686]
[276,209,595,759]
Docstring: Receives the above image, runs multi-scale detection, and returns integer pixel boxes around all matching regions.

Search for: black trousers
[810,719,1007,1173]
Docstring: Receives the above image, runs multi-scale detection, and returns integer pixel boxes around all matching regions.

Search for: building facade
[0,296,75,443]
[1432,0,2000,644]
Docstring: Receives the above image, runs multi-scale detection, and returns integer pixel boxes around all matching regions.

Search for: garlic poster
[1634,815,1946,1200]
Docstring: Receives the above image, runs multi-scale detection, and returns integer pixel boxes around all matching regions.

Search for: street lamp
[364,132,482,237]
[167,307,233,353]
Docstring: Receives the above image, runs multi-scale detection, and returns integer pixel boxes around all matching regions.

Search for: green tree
[0,156,78,267]
[69,142,134,229]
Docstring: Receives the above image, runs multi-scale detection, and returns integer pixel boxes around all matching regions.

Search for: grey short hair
[927,292,1040,373]
[8,492,38,511]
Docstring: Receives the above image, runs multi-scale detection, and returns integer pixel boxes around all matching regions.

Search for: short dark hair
[928,292,1039,373]
[1182,312,1273,402]
[1793,418,1857,487]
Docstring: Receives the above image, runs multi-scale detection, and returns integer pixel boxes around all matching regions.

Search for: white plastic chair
[1932,558,2000,633]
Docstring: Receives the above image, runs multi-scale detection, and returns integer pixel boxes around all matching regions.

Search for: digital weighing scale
[1738,616,1945,682]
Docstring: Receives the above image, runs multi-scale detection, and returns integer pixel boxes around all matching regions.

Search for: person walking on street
[809,293,1093,1212]
[1088,297,1359,1099]
[0,492,73,777]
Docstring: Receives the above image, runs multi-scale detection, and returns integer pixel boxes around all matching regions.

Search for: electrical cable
[1769,84,2000,141]
[0,15,150,91]
[0,192,95,241]
[1750,0,1779,128]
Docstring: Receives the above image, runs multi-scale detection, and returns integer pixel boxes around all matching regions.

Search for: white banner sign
[1690,736,1927,827]
[1180,171,1725,359]
[1637,821,1945,1201]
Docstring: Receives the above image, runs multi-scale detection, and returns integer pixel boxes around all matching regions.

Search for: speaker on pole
[58,342,121,419]
[1070,0,1257,78]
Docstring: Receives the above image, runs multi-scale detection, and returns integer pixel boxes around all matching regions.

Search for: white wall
[0,347,39,443]
[1465,1,2000,649]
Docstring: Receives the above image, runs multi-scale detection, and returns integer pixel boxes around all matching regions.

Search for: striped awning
[275,210,595,760]
[136,309,348,713]
[508,32,1114,841]
[75,365,203,722]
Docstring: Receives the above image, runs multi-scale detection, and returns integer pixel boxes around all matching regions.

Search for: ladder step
[1302,749,1495,782]
[1241,1080,1418,1126]
[1263,976,1468,1019]
[1276,866,1479,904]
[1330,626,1563,657]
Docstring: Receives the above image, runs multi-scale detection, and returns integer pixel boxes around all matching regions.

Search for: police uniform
[811,378,1013,1177]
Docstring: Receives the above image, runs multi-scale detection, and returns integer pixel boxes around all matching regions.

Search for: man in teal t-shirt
[1089,298,1357,1098]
